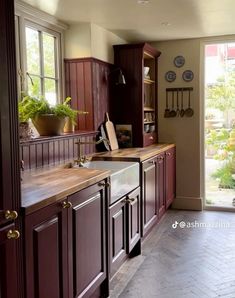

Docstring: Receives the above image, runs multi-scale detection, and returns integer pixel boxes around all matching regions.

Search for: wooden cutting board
[105,113,119,150]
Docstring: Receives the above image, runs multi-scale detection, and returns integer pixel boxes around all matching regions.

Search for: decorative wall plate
[174,55,185,68]
[182,70,194,82]
[165,71,176,82]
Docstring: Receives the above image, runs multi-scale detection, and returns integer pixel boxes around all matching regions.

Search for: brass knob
[121,198,129,203]
[7,229,20,240]
[98,182,111,188]
[166,152,171,156]
[127,198,135,203]
[5,210,18,220]
[149,136,154,140]
[62,201,72,209]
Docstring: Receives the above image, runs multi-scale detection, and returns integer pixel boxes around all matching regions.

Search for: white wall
[64,22,127,63]
[151,39,202,210]
[64,23,92,58]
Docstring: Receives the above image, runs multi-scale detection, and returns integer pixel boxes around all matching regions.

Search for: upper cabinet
[111,43,161,147]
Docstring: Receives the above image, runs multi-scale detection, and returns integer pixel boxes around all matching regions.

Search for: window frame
[15,1,67,103]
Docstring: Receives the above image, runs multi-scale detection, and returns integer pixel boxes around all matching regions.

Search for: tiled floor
[110,210,235,298]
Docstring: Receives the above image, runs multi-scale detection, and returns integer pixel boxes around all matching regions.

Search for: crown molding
[15,0,69,31]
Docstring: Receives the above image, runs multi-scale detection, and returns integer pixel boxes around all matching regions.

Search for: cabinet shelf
[144,107,155,112]
[144,121,155,124]
[144,78,155,84]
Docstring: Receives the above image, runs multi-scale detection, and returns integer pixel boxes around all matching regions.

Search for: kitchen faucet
[74,137,110,167]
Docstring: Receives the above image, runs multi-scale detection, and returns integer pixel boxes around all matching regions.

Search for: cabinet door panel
[165,147,176,208]
[69,183,107,298]
[156,154,165,218]
[25,201,68,298]
[0,223,18,298]
[142,159,158,236]
[109,199,127,277]
[127,187,140,253]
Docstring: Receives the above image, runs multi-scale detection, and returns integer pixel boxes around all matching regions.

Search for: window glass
[25,27,40,75]
[43,33,56,78]
[45,78,56,106]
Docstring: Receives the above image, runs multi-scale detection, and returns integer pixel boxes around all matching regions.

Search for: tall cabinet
[111,43,161,147]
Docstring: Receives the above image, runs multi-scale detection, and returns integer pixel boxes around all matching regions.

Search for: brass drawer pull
[98,182,111,188]
[148,160,155,165]
[62,201,72,209]
[5,210,18,220]
[7,229,20,240]
[127,198,135,203]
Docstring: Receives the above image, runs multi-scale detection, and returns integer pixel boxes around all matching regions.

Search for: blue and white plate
[165,71,176,82]
[182,70,194,82]
[174,55,185,68]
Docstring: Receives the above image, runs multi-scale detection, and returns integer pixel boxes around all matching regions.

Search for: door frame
[200,36,235,212]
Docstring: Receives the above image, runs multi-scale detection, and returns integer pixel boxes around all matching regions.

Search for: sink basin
[83,161,139,204]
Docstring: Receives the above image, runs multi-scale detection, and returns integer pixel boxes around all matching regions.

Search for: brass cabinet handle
[149,136,154,140]
[98,182,111,188]
[148,160,155,165]
[127,198,135,203]
[7,229,20,240]
[62,201,72,209]
[5,210,18,220]
[157,156,164,161]
[166,152,171,156]
[121,198,129,203]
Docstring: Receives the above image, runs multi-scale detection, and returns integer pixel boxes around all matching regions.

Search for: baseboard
[171,196,203,211]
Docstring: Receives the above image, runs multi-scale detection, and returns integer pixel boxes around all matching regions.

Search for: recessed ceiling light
[137,0,149,4]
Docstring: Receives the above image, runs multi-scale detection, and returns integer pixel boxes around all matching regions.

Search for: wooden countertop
[92,143,175,162]
[21,166,110,215]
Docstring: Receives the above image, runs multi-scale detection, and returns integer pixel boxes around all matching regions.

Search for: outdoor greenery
[206,71,235,189]
[18,95,85,124]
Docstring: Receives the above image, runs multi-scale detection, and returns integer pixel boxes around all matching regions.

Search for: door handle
[5,210,18,220]
[7,229,20,240]
[62,201,72,209]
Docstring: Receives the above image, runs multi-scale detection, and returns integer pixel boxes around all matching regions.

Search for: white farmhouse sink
[84,161,139,204]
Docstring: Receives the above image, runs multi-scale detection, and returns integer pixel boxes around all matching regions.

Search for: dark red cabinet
[24,181,109,298]
[0,223,19,298]
[109,187,141,278]
[141,147,176,237]
[142,157,158,236]
[24,199,69,298]
[165,147,176,209]
[68,182,108,298]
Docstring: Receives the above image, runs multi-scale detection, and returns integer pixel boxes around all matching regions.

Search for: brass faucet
[74,137,110,167]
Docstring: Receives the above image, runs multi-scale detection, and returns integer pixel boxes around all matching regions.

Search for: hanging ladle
[169,91,177,117]
[180,88,185,117]
[176,89,180,117]
[164,90,170,118]
[185,89,194,117]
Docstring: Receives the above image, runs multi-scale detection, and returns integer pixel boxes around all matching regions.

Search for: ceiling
[21,0,235,42]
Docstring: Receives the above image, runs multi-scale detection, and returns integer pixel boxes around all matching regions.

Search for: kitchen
[1,0,235,297]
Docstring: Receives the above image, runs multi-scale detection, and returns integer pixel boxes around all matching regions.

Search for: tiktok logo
[172,221,178,229]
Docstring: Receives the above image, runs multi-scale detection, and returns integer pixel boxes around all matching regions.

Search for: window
[25,23,59,105]
[15,2,67,105]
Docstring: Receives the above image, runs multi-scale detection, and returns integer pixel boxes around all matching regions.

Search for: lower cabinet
[141,147,176,237]
[0,223,19,298]
[68,182,108,298]
[24,180,109,298]
[24,199,69,298]
[109,187,141,278]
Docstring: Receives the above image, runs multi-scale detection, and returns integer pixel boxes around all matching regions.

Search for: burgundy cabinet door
[142,157,158,237]
[109,198,127,278]
[165,147,176,209]
[68,182,107,298]
[0,223,19,298]
[127,187,141,253]
[24,200,69,298]
[156,153,166,219]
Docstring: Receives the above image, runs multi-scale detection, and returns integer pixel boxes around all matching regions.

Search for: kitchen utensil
[169,91,177,117]
[180,88,185,117]
[164,91,170,118]
[105,112,119,150]
[100,124,110,151]
[176,90,180,117]
[185,89,194,117]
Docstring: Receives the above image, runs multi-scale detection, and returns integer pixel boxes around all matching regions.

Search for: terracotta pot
[32,114,67,136]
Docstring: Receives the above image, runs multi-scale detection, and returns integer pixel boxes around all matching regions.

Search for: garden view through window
[25,26,59,105]
[205,42,235,208]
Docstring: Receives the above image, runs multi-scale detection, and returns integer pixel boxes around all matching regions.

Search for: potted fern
[18,95,85,136]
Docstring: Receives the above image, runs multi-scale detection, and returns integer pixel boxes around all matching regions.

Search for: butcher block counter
[21,166,110,215]
[93,143,175,162]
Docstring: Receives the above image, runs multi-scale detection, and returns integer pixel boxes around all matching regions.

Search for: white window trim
[15,0,69,102]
